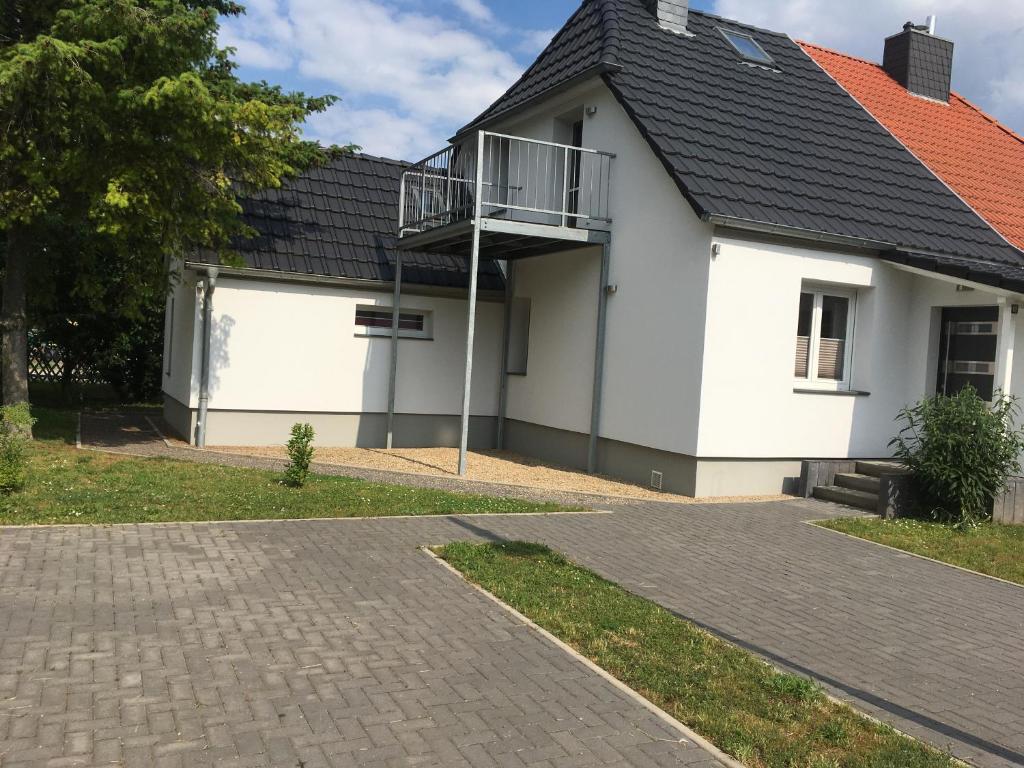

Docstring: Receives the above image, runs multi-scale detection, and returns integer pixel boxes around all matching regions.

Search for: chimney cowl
[883,21,954,102]
[645,0,689,35]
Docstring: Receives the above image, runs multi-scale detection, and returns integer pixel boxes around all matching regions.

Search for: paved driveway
[2,500,1023,767]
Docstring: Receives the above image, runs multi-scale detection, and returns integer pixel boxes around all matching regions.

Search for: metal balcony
[387,131,615,479]
[397,131,614,258]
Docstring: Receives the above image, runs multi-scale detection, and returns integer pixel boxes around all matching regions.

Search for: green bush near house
[891,386,1024,525]
[283,423,316,488]
[0,404,35,493]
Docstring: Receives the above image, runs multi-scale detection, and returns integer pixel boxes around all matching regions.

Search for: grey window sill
[793,388,870,397]
[355,333,433,341]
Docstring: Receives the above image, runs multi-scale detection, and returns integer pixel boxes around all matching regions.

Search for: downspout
[587,242,611,474]
[386,253,403,449]
[195,267,219,447]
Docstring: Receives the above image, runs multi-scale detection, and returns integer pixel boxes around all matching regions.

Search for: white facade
[495,84,714,458]
[163,275,503,446]
[201,279,501,416]
[697,236,1024,459]
[164,78,1024,495]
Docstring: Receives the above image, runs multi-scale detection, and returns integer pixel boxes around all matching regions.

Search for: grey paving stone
[6,412,1020,767]
[0,515,721,768]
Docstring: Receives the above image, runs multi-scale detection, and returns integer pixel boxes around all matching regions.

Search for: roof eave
[881,251,1024,296]
[183,261,507,300]
[705,213,892,252]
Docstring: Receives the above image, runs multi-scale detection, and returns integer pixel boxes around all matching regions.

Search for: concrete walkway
[1,413,1020,767]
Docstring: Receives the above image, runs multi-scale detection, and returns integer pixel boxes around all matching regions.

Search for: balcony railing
[399,131,614,237]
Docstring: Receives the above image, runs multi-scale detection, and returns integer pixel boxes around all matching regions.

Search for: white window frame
[354,305,432,340]
[795,286,856,391]
[718,28,776,67]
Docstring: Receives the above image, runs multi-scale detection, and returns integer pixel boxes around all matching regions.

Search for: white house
[164,0,1024,499]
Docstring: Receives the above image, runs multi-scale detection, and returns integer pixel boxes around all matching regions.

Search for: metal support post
[458,131,486,476]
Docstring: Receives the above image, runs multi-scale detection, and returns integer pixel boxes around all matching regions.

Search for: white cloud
[304,106,441,161]
[449,0,493,24]
[219,28,288,70]
[220,0,524,158]
[713,0,1024,131]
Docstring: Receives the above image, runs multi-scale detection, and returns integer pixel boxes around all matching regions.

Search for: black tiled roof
[465,0,617,129]
[462,0,1024,275]
[223,154,503,291]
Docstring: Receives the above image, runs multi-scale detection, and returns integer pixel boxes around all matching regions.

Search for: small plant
[0,404,35,493]
[283,423,315,488]
[891,386,1024,525]
[816,720,850,747]
[767,673,821,702]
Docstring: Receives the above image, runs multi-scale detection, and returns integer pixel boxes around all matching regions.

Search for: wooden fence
[28,341,101,385]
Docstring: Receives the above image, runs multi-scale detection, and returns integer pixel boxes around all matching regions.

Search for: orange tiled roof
[801,41,1024,251]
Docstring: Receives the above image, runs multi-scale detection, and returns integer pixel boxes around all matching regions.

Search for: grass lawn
[817,517,1024,585]
[0,408,572,525]
[439,541,956,768]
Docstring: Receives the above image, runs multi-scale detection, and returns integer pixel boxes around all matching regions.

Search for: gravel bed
[79,413,790,508]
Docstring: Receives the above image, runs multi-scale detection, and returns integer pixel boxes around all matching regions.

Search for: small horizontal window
[719,28,775,66]
[355,306,432,339]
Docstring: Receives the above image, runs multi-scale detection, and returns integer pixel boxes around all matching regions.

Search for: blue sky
[220,0,1024,160]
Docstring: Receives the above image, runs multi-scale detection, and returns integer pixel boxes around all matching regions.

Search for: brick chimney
[645,0,688,35]
[882,19,954,102]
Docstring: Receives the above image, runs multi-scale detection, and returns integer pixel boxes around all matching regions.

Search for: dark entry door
[936,306,999,400]
[566,120,584,227]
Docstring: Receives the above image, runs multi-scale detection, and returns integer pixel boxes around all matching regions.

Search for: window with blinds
[794,288,855,388]
[355,306,431,339]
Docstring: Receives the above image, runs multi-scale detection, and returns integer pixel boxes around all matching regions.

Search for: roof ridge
[797,40,879,67]
[456,0,625,136]
[951,93,1024,148]
[594,0,622,65]
[458,2,604,134]
[349,152,411,167]
[687,6,790,38]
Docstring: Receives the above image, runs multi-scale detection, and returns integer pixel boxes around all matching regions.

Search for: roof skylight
[719,28,775,66]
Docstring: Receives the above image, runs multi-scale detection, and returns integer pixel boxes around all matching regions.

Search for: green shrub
[283,423,315,488]
[891,387,1024,525]
[0,404,35,493]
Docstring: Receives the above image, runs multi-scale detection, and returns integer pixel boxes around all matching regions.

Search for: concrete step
[855,460,907,478]
[813,485,878,511]
[835,473,881,494]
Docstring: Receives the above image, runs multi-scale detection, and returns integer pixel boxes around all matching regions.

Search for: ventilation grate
[650,470,664,491]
